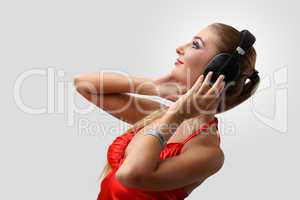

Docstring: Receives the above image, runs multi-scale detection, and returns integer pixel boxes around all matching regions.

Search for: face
[171,26,220,89]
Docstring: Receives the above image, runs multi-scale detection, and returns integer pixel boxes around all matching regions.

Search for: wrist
[166,100,189,120]
[165,107,186,123]
[151,110,184,141]
[192,113,216,124]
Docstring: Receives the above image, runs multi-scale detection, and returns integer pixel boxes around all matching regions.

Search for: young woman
[74,23,260,200]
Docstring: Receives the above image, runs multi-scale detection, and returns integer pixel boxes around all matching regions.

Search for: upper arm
[116,145,224,191]
[76,89,167,125]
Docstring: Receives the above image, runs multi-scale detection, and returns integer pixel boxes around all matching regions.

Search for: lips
[176,59,184,64]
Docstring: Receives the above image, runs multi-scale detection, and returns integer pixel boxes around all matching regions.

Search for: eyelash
[192,40,202,49]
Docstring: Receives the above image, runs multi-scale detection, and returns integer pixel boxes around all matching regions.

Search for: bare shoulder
[178,141,225,181]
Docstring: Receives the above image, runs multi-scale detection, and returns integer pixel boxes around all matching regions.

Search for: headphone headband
[203,29,257,84]
[236,30,256,54]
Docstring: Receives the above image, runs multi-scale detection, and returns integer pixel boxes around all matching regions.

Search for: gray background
[1,0,299,199]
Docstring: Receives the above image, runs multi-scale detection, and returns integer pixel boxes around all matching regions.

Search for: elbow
[212,148,225,174]
[73,74,83,92]
[73,74,91,94]
[115,168,146,189]
[73,73,100,95]
[73,74,80,85]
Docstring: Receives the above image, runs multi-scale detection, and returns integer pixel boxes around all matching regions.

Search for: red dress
[97,117,220,200]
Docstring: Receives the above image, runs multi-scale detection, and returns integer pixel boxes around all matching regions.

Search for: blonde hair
[98,22,260,181]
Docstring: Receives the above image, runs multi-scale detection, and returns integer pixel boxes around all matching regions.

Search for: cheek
[185,51,211,75]
[185,51,210,69]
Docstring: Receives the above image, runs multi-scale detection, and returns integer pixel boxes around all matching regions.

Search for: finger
[190,74,205,92]
[208,81,225,99]
[203,92,223,112]
[197,71,214,95]
[207,75,225,96]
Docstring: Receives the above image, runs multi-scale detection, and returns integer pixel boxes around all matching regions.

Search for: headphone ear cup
[204,53,231,82]
[228,62,241,83]
[204,53,241,84]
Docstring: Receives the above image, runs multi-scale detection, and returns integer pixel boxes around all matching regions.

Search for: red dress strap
[181,117,219,145]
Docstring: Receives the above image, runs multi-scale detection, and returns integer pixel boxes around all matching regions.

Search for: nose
[176,45,185,55]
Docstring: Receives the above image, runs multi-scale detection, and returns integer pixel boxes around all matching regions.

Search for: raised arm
[74,72,158,95]
[73,71,167,125]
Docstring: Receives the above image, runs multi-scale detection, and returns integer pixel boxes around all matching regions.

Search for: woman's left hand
[167,72,225,120]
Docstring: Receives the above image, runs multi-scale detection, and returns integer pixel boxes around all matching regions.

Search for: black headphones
[203,30,259,85]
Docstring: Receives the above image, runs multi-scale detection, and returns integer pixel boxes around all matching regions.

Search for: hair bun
[248,69,259,81]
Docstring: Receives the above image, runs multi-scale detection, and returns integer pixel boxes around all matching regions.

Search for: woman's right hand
[168,72,226,120]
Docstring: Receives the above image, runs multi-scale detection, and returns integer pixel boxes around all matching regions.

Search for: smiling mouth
[176,59,184,64]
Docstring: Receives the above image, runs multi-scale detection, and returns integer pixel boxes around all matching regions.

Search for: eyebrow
[193,36,205,46]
